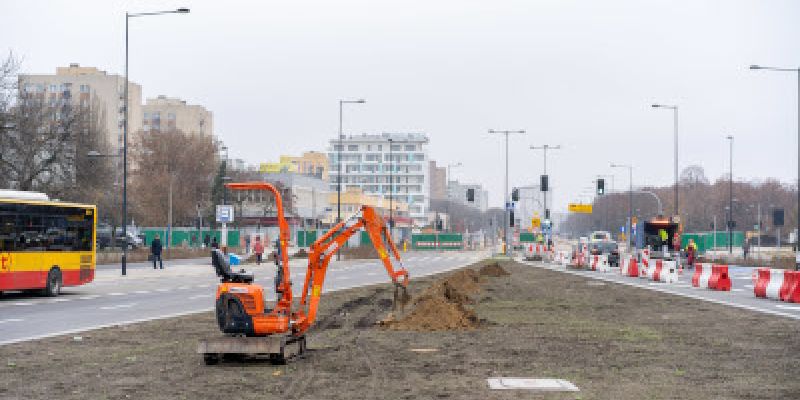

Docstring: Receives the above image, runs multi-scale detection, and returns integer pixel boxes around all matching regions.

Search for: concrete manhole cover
[487,378,579,391]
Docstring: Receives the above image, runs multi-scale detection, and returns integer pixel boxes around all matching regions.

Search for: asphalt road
[519,257,800,320]
[0,250,488,346]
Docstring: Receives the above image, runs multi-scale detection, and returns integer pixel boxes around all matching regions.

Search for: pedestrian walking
[245,235,251,255]
[151,234,164,270]
[253,235,264,265]
[203,234,210,248]
[211,236,219,249]
[743,240,750,260]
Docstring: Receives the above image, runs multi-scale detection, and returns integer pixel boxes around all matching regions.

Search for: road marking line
[109,292,125,296]
[195,284,211,288]
[177,286,189,290]
[745,285,754,289]
[155,288,169,292]
[775,305,800,311]
[0,318,23,324]
[133,290,150,295]
[100,303,137,310]
[732,288,745,292]
[79,295,100,300]
[188,294,211,300]
[49,298,71,303]
[13,302,34,306]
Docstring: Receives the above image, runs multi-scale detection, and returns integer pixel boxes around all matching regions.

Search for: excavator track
[198,335,306,365]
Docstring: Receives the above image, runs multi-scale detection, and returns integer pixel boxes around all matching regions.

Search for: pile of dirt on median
[479,262,509,277]
[383,268,490,331]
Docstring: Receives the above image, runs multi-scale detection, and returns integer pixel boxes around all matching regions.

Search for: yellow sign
[531,218,541,228]
[568,203,593,213]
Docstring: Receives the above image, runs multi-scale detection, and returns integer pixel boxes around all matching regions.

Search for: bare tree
[130,128,218,226]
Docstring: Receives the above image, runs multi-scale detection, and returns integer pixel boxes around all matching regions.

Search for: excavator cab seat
[211,249,254,284]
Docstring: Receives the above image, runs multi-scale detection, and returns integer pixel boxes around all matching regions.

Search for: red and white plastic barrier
[692,263,731,291]
[652,260,678,284]
[621,255,638,277]
[754,268,800,303]
[589,254,610,272]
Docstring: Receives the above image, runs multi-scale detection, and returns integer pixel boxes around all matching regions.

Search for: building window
[152,112,160,120]
[391,144,401,151]
[333,145,343,152]
[49,84,57,92]
[404,144,415,151]
[347,145,358,151]
[167,113,176,121]
[80,84,89,93]
[377,145,382,151]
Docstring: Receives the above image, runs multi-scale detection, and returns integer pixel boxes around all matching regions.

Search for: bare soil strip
[2,260,799,400]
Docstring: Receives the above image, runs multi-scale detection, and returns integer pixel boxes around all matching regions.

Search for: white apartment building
[328,133,430,227]
[19,64,143,152]
[448,181,489,212]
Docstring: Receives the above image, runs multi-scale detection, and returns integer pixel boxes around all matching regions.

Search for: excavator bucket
[393,284,411,311]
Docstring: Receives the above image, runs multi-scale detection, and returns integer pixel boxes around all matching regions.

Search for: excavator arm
[292,205,409,335]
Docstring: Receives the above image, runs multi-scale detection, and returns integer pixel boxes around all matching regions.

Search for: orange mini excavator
[198,182,409,365]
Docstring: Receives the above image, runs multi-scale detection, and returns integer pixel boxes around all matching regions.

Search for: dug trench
[1,259,800,400]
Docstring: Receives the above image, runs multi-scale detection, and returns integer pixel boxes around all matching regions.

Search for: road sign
[531,218,541,228]
[216,205,234,223]
[568,203,592,213]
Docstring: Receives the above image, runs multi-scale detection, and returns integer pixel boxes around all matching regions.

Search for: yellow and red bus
[0,190,96,296]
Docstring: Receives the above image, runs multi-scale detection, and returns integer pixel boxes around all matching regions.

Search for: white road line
[195,284,211,288]
[14,302,34,306]
[79,295,100,300]
[49,298,71,303]
[188,294,211,300]
[745,285,754,289]
[732,288,745,292]
[775,304,800,311]
[155,288,169,292]
[133,290,150,295]
[100,303,137,310]
[177,286,189,290]
[0,318,23,324]
[109,292,126,296]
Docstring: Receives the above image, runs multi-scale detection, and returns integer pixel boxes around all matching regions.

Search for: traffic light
[596,178,605,195]
[773,208,785,226]
[540,175,549,192]
[466,188,475,202]
[512,188,519,202]
[545,208,550,219]
[509,210,515,227]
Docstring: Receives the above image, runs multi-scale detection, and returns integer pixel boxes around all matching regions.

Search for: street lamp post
[727,135,734,254]
[123,7,189,276]
[489,129,526,256]
[652,104,679,218]
[446,162,462,231]
[530,144,561,221]
[336,99,365,260]
[750,64,800,269]
[611,163,634,250]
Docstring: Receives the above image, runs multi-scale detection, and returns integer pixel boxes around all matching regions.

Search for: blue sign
[620,226,625,233]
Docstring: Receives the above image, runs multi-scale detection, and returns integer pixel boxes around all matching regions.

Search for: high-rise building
[428,160,447,200]
[141,95,213,136]
[19,63,143,152]
[328,133,429,227]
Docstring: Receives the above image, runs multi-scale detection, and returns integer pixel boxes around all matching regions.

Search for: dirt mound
[384,269,485,331]
[479,262,509,277]
[384,296,478,331]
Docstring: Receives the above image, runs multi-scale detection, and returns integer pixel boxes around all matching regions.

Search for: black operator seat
[210,249,254,284]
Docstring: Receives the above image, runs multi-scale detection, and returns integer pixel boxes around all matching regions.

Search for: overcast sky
[4,0,799,210]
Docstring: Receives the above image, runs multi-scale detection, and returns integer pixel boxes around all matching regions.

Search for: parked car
[590,241,620,267]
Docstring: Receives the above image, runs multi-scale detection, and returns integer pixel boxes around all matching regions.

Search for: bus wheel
[43,268,62,297]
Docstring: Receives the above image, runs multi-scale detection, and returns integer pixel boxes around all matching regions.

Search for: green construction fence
[681,231,745,253]
[142,228,240,248]
[411,233,463,250]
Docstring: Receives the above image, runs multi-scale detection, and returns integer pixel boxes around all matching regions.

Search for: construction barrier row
[754,268,800,303]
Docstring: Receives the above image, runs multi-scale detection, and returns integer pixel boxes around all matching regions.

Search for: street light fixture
[750,64,800,269]
[489,129,526,256]
[651,103,679,219]
[122,7,190,276]
[610,163,634,249]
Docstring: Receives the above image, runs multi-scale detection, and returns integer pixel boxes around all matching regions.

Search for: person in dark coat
[151,234,164,269]
[211,236,219,249]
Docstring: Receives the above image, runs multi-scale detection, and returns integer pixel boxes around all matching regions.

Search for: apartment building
[19,64,142,152]
[428,160,447,200]
[141,95,213,136]
[328,133,429,227]
[260,152,329,180]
